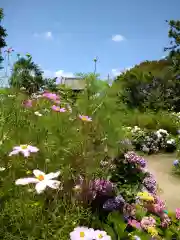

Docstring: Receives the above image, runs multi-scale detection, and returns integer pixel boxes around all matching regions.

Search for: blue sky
[0,0,180,81]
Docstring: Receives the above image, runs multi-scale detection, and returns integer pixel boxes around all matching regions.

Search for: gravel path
[145,153,180,211]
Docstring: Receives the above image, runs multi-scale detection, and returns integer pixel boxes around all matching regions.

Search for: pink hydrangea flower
[140,216,156,230]
[9,145,39,157]
[153,196,166,213]
[51,105,66,112]
[176,208,180,220]
[79,115,92,122]
[128,219,141,229]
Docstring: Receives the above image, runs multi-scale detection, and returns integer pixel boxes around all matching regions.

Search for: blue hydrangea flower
[173,159,179,166]
[103,195,125,211]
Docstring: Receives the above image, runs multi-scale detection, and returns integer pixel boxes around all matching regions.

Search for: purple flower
[103,195,125,211]
[89,179,114,197]
[124,151,146,168]
[143,174,157,194]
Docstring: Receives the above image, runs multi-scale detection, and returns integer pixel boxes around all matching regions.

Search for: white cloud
[111,66,133,77]
[55,70,74,78]
[112,34,125,42]
[33,31,53,40]
[111,69,122,77]
[43,69,74,79]
[44,31,53,39]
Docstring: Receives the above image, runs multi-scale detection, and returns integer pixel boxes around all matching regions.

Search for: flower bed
[0,91,180,239]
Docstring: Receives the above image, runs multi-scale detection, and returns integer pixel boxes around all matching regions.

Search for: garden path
[145,153,180,211]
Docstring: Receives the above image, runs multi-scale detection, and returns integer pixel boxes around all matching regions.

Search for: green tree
[0,8,7,68]
[43,77,59,92]
[9,54,44,94]
[164,20,180,72]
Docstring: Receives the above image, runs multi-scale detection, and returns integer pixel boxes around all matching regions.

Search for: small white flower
[34,111,42,117]
[167,139,175,145]
[0,167,5,171]
[20,87,26,90]
[133,236,141,240]
[15,169,61,194]
[8,94,16,98]
[142,145,149,153]
[9,145,39,157]
[156,129,169,139]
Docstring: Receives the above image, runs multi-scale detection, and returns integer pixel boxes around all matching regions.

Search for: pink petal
[22,150,30,157]
[9,150,20,156]
[27,146,39,153]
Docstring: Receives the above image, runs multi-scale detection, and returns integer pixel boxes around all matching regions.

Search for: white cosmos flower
[34,111,43,116]
[70,226,94,240]
[15,169,61,194]
[93,230,111,240]
[9,145,39,157]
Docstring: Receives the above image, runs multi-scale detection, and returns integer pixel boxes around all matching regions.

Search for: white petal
[46,180,61,189]
[15,178,39,185]
[22,150,30,157]
[27,146,39,152]
[13,146,22,151]
[33,169,45,178]
[94,230,107,238]
[0,167,5,171]
[45,171,61,180]
[35,181,47,194]
[9,149,20,156]
[103,236,111,240]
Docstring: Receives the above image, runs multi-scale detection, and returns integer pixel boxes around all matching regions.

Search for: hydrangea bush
[124,126,177,154]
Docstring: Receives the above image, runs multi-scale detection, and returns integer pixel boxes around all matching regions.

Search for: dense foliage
[0,8,7,68]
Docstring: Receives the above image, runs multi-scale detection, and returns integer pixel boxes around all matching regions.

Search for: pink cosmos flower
[176,208,180,220]
[51,105,66,112]
[42,92,60,103]
[23,99,33,108]
[9,145,39,157]
[79,115,92,122]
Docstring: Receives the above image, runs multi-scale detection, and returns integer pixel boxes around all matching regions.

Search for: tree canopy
[0,8,7,68]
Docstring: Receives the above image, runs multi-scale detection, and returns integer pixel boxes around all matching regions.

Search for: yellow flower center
[80,232,85,237]
[81,116,88,121]
[37,175,44,181]
[20,145,28,149]
[98,234,103,239]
